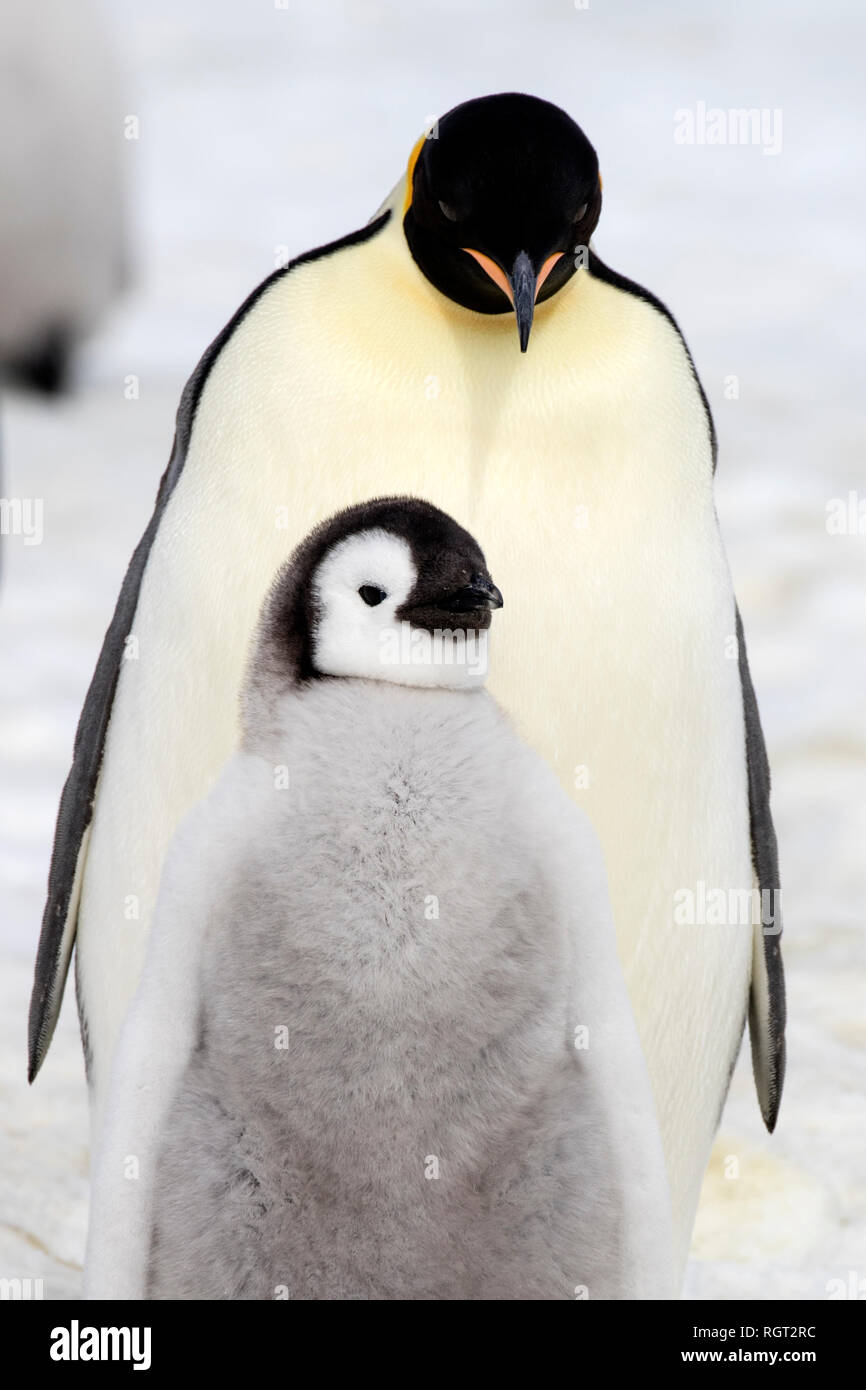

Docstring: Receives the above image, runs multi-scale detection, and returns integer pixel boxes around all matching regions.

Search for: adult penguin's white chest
[79,206,753,1264]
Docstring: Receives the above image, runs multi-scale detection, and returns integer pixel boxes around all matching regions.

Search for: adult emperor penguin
[85,498,674,1301]
[31,92,784,1278]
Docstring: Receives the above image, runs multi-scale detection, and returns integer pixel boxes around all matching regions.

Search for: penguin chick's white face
[311,529,496,690]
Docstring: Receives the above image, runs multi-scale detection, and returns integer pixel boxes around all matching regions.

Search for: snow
[1,0,863,1300]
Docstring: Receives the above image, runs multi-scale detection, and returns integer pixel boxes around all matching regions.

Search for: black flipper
[736,606,786,1130]
[27,211,391,1081]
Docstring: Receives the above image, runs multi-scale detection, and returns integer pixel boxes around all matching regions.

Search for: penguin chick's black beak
[446,577,504,613]
[509,252,536,353]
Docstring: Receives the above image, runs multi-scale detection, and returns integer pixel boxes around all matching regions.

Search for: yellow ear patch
[598,171,603,190]
[403,134,427,214]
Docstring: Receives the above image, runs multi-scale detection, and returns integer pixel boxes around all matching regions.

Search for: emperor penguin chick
[86,497,674,1301]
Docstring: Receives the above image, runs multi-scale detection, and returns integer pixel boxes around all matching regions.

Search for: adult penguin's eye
[438,199,459,222]
[359,585,387,606]
[573,202,588,223]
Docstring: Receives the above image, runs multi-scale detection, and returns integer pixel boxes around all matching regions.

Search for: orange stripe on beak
[462,249,514,303]
[462,249,565,302]
[536,252,564,293]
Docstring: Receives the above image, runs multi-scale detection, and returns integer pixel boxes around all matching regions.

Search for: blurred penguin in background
[0,0,127,393]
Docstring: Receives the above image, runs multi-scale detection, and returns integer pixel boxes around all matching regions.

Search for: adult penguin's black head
[403,93,602,352]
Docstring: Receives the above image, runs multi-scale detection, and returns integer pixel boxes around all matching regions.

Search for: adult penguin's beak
[509,252,536,353]
[461,249,566,352]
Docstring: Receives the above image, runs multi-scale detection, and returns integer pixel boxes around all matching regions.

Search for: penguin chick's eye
[358,584,387,607]
[573,203,588,223]
[438,199,459,222]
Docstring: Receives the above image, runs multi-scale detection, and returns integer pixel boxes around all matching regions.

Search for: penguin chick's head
[253,498,503,695]
[403,92,601,352]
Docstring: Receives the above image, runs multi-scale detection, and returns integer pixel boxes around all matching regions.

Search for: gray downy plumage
[86,500,674,1301]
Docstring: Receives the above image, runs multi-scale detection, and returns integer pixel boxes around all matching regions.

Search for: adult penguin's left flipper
[737,606,786,1130]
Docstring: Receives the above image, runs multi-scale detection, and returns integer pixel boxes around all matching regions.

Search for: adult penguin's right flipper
[27,264,293,1082]
[737,607,786,1131]
[28,508,166,1083]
